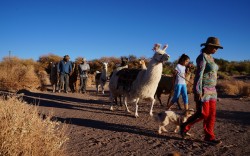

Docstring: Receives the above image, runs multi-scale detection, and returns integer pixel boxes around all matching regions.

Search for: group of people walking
[167,36,223,145]
[51,36,223,145]
[56,55,90,94]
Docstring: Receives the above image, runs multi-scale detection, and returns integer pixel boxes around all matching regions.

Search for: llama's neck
[141,63,147,69]
[101,68,107,80]
[131,58,163,98]
[144,59,162,82]
[140,62,147,69]
[186,71,192,81]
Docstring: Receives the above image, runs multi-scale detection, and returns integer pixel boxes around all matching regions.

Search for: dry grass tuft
[217,80,250,97]
[0,97,68,156]
[0,57,49,91]
[37,70,50,91]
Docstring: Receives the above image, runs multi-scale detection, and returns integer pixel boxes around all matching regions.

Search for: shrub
[229,70,240,76]
[0,57,43,91]
[0,97,68,156]
[38,54,62,73]
[217,71,231,80]
[217,80,250,97]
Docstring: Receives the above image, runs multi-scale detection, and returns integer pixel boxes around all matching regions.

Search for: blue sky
[0,0,249,62]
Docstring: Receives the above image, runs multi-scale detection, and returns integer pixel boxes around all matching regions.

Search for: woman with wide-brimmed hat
[180,37,223,145]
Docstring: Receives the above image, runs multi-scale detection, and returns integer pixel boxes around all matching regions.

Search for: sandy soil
[18,85,250,156]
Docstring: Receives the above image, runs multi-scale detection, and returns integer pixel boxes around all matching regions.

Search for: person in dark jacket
[57,55,72,93]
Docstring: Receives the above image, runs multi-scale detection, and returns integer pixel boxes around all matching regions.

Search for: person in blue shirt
[57,55,72,93]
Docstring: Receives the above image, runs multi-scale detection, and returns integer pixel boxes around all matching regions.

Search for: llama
[50,62,59,93]
[95,62,108,94]
[139,59,147,69]
[109,57,129,110]
[114,44,170,117]
[69,62,79,93]
[155,64,195,108]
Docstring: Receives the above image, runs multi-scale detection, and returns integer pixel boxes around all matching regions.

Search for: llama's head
[50,62,57,68]
[152,44,170,63]
[102,62,108,70]
[121,57,129,66]
[139,59,145,65]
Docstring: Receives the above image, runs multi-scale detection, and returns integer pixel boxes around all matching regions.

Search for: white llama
[112,44,170,117]
[95,62,108,94]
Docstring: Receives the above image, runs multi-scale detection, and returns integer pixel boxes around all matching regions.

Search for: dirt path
[19,87,250,156]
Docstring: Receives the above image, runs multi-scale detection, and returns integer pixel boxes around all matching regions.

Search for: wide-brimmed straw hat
[200,37,223,49]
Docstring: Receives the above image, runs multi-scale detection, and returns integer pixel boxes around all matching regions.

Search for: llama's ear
[162,44,168,51]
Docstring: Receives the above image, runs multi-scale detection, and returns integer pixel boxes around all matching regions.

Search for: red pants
[183,100,216,140]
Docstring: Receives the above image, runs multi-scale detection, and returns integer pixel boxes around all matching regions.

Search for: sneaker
[205,139,222,146]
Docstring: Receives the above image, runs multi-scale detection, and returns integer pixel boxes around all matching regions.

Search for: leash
[176,72,194,85]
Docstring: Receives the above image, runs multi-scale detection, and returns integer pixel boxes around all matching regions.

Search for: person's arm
[195,54,206,100]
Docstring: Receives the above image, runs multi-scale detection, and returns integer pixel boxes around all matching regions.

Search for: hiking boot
[205,139,222,146]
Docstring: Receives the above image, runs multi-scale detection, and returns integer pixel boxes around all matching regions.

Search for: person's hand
[69,72,73,76]
[195,93,202,101]
[57,73,60,78]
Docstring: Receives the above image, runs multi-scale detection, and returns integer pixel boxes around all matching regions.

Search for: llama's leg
[96,84,99,94]
[56,80,59,92]
[149,98,155,116]
[52,84,56,93]
[109,93,114,111]
[134,98,140,118]
[101,84,105,94]
[156,90,163,106]
[119,95,122,106]
[123,97,131,113]
[110,105,114,111]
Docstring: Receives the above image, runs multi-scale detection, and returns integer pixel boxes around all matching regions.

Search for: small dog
[155,109,194,134]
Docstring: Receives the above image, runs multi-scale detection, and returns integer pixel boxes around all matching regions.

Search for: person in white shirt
[78,57,90,93]
[167,54,190,111]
